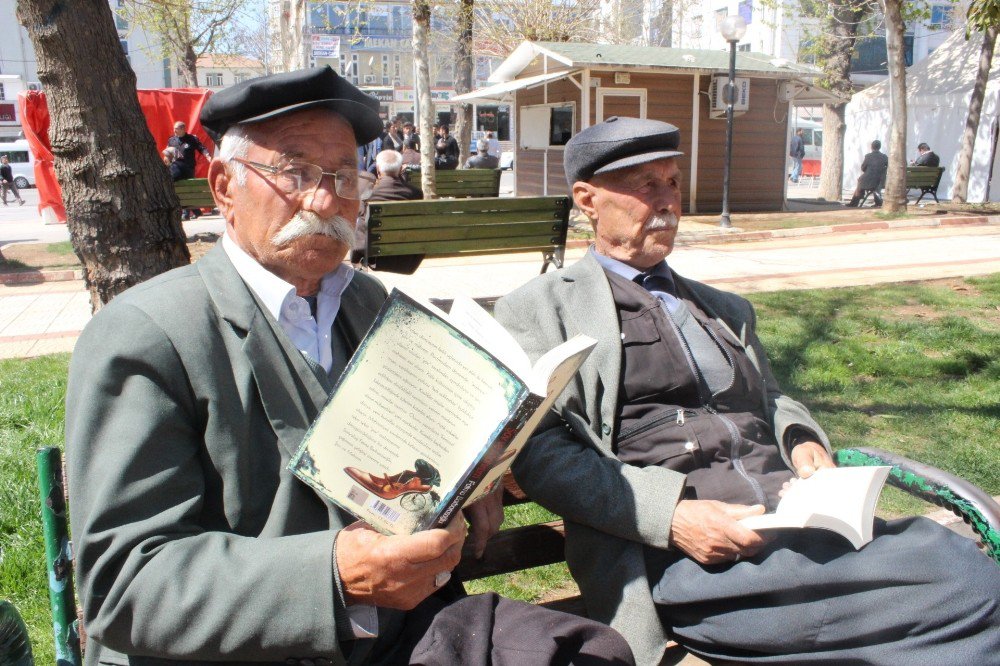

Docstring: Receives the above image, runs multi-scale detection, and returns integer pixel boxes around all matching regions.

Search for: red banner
[17,88,215,224]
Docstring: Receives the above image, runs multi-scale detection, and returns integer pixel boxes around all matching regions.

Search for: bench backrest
[404,169,502,198]
[367,196,570,261]
[905,166,945,188]
[174,178,214,208]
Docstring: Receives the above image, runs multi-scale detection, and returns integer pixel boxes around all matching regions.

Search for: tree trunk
[882,0,907,213]
[952,26,998,203]
[278,0,307,73]
[177,42,199,87]
[817,0,868,202]
[413,0,437,198]
[453,0,475,168]
[16,0,190,312]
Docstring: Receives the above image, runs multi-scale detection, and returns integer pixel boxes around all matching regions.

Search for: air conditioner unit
[27,82,42,91]
[708,75,749,118]
[363,74,376,84]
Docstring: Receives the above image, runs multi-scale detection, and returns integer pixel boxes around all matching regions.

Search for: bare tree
[16,0,190,311]
[413,0,438,197]
[473,0,602,57]
[952,1,1000,203]
[453,0,475,167]
[881,0,908,212]
[121,0,247,86]
[225,2,277,74]
[804,0,874,202]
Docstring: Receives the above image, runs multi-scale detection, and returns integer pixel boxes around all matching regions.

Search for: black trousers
[367,592,635,666]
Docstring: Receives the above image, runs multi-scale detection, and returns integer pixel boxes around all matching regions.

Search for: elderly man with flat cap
[494,117,1000,665]
[65,67,634,666]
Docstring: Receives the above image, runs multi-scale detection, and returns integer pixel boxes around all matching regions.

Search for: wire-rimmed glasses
[232,158,375,201]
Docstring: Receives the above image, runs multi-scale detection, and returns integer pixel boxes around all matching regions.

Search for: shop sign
[311,34,340,58]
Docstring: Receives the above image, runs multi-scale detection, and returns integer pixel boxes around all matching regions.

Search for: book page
[740,466,890,549]
[290,292,528,535]
[447,296,532,380]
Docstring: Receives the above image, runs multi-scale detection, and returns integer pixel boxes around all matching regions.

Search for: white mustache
[271,211,356,249]
[645,212,679,231]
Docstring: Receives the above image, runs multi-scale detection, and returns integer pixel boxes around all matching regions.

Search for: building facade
[196,55,267,90]
[0,0,169,138]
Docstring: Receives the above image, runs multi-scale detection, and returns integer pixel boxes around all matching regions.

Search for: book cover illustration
[289,291,530,535]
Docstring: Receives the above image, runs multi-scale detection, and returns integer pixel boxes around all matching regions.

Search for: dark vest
[606,270,793,509]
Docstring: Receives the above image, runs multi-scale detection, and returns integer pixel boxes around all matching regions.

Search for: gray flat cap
[200,66,382,145]
[564,116,683,185]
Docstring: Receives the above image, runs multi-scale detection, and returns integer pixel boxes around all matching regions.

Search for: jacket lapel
[560,253,623,438]
[197,244,330,459]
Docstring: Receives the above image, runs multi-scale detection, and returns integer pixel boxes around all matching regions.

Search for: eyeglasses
[232,158,375,201]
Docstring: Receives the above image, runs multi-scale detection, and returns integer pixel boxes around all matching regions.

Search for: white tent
[845,30,1000,202]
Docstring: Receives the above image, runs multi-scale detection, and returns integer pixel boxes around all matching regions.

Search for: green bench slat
[404,169,501,198]
[369,196,567,217]
[371,209,565,231]
[373,221,564,244]
[371,237,561,257]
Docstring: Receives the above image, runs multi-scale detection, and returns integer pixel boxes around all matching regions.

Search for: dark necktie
[635,273,680,311]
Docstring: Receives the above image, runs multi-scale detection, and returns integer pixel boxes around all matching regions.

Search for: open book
[288,288,596,535]
[739,466,892,549]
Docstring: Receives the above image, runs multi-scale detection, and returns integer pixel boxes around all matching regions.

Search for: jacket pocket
[616,408,703,472]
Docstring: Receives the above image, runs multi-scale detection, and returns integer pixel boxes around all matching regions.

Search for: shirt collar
[222,230,354,322]
[590,246,671,283]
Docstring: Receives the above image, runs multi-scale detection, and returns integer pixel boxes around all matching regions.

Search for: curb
[0,268,83,285]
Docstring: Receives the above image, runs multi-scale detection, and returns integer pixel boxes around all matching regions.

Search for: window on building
[394,54,401,77]
[350,54,359,83]
[235,74,249,84]
[340,53,347,76]
[714,7,728,30]
[520,103,575,148]
[929,5,954,29]
[851,35,914,75]
[115,0,129,30]
[206,72,224,86]
[120,39,130,64]
[0,84,5,101]
[737,43,750,52]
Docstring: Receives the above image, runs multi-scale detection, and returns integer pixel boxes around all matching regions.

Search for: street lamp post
[718,15,747,229]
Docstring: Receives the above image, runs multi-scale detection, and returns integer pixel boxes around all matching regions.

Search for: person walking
[788,128,805,183]
[0,155,25,206]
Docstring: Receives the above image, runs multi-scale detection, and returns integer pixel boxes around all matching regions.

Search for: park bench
[364,196,570,275]
[857,166,945,207]
[906,165,945,204]
[402,168,502,198]
[172,178,214,210]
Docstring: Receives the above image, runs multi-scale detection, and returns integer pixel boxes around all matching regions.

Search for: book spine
[430,393,545,529]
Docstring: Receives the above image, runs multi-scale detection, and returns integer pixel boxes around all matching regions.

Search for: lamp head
[719,15,747,42]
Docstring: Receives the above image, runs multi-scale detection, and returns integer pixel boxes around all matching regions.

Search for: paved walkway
[3,220,999,360]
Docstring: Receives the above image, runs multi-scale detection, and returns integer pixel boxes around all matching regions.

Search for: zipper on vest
[618,408,697,442]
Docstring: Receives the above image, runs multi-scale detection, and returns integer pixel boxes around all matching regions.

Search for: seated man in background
[846,139,889,207]
[464,139,499,169]
[495,116,1000,665]
[370,149,422,202]
[913,142,941,167]
[66,67,634,666]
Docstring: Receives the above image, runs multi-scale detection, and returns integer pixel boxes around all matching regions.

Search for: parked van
[0,140,35,189]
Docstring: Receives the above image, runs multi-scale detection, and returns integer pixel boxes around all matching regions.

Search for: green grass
[1,354,70,666]
[3,276,999,657]
[45,242,75,256]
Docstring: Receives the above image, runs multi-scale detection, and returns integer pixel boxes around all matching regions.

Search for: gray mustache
[271,211,356,249]
[646,212,679,231]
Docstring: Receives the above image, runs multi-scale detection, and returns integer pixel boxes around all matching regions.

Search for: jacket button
[602,423,611,435]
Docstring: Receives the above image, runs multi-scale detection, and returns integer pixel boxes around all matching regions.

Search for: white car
[0,140,35,189]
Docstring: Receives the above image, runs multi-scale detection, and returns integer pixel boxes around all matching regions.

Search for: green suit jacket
[494,251,828,665]
[66,244,392,665]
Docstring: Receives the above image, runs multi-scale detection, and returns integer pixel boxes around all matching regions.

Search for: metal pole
[720,38,736,228]
[37,446,82,666]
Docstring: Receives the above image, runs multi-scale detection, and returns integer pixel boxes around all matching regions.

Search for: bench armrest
[836,447,1000,564]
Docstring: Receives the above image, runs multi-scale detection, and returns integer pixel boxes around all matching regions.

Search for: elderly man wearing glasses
[64,67,634,666]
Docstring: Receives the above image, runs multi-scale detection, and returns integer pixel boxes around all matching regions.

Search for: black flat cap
[564,116,683,185]
[199,66,382,145]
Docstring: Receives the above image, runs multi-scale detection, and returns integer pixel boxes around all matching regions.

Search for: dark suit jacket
[66,244,392,665]
[914,151,940,167]
[858,150,889,190]
[370,175,422,201]
[464,154,499,169]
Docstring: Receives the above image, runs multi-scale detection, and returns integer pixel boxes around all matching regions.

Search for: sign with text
[311,34,341,59]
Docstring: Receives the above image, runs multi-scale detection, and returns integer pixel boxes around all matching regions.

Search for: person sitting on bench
[494,116,1000,665]
[847,139,889,207]
[912,142,941,167]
